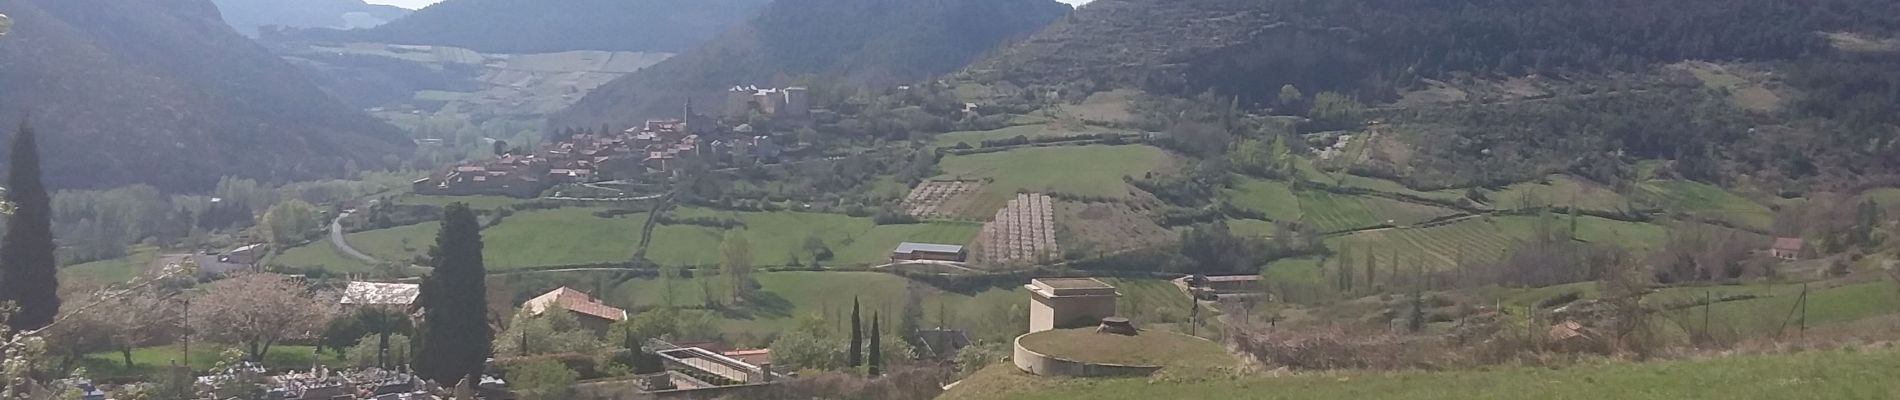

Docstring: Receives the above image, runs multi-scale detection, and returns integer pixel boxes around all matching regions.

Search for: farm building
[1770,237,1806,261]
[1025,278,1121,333]
[1183,274,1266,301]
[891,242,968,262]
[524,287,628,332]
[339,281,420,307]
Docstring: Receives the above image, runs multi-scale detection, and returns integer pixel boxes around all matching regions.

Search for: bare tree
[190,273,338,361]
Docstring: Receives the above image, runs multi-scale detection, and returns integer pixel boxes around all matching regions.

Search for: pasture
[273,207,981,271]
[935,144,1173,218]
[1222,177,1302,222]
[1296,190,1459,233]
[1635,180,1773,230]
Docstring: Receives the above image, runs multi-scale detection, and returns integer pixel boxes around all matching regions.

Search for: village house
[523,287,628,333]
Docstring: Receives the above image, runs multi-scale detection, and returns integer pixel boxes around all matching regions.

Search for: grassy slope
[1636,180,1773,230]
[1489,175,1631,212]
[932,124,1114,148]
[935,144,1172,217]
[1326,215,1668,271]
[80,345,334,380]
[940,347,1900,400]
[1016,329,1229,368]
[274,208,983,271]
[609,271,1026,336]
[60,246,160,286]
[1224,177,1302,222]
[1296,190,1459,233]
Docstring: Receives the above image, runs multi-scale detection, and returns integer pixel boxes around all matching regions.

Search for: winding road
[330,212,381,265]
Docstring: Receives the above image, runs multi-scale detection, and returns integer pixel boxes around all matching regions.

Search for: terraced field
[1636,180,1773,230]
[1327,215,1670,271]
[1100,277,1196,325]
[1489,175,1631,212]
[1297,191,1460,233]
[1328,217,1524,270]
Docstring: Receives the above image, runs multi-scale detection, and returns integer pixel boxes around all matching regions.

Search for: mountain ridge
[552,0,1071,128]
[0,0,413,191]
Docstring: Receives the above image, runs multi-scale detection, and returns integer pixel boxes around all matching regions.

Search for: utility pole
[181,297,191,369]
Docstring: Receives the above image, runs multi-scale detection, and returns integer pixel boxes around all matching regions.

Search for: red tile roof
[1773,237,1805,251]
[524,287,627,322]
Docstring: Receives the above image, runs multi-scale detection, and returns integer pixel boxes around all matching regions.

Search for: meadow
[1295,190,1459,233]
[273,207,983,271]
[1222,177,1301,222]
[1635,180,1774,230]
[1324,215,1669,272]
[935,144,1173,218]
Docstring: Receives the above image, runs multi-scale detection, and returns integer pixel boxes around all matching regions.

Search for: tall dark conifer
[414,203,492,386]
[847,297,862,367]
[0,119,58,332]
[868,312,882,377]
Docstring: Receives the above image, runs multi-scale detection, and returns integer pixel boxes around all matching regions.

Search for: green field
[392,193,531,210]
[1296,191,1459,233]
[1226,218,1282,240]
[1102,277,1196,326]
[936,145,1173,217]
[1489,175,1632,212]
[939,347,1900,400]
[275,208,983,271]
[1327,215,1667,271]
[1329,174,1468,203]
[608,271,1024,337]
[1636,180,1773,230]
[80,345,335,380]
[932,124,1113,148]
[60,246,160,286]
[1223,177,1302,222]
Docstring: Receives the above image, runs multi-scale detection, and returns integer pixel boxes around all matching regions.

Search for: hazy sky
[366,0,1094,10]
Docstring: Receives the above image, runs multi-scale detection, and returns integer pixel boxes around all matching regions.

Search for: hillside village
[413,86,809,197]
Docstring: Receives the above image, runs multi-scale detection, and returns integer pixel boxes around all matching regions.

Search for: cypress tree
[0,119,58,332]
[414,203,492,386]
[868,312,882,377]
[847,297,862,367]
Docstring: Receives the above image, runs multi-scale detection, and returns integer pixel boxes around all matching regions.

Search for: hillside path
[330,212,381,265]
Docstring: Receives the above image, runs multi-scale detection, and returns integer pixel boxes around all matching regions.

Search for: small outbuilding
[1025,278,1120,333]
[891,242,968,262]
[1771,237,1805,261]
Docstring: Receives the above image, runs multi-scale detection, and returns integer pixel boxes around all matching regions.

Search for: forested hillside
[210,0,409,36]
[973,0,1900,104]
[0,0,413,191]
[965,0,1900,191]
[553,0,1070,128]
[267,0,771,53]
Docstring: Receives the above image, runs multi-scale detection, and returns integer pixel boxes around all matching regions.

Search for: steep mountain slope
[210,0,410,36]
[962,0,1900,190]
[553,0,1071,127]
[969,0,1900,104]
[273,0,772,54]
[0,0,413,191]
